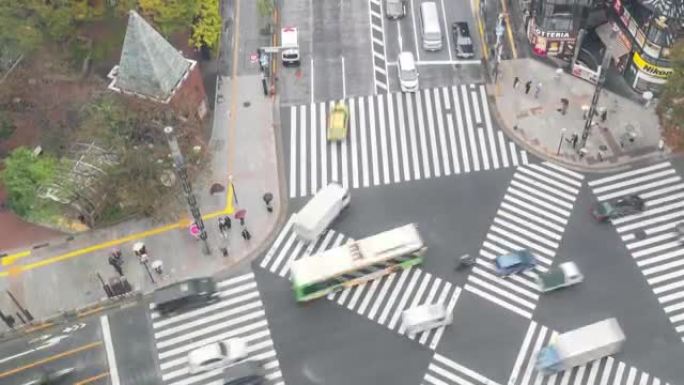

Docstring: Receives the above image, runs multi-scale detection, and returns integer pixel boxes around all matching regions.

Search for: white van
[402,303,452,335]
[419,2,443,51]
[397,52,419,92]
[293,183,350,242]
[281,27,300,66]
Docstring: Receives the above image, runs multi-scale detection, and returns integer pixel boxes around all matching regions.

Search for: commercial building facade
[526,0,682,94]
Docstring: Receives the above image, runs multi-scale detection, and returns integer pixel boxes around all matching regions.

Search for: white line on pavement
[341,55,346,99]
[100,315,120,385]
[310,57,314,104]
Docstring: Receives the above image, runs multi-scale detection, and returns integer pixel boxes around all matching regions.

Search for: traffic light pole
[578,51,612,151]
[164,126,211,255]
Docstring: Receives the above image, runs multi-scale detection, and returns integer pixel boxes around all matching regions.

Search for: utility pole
[164,126,211,255]
[578,50,612,150]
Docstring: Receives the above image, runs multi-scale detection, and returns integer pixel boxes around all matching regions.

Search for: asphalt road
[279,0,485,106]
[0,319,109,385]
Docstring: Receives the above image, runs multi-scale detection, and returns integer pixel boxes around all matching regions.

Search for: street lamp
[557,127,567,155]
[164,126,211,255]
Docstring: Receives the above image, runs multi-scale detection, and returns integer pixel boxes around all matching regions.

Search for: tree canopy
[1,147,58,216]
[658,39,684,148]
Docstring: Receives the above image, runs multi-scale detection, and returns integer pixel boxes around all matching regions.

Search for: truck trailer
[536,318,625,373]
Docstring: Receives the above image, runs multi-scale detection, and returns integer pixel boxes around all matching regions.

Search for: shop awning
[595,22,631,59]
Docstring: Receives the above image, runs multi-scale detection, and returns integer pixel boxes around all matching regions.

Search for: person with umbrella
[263,192,274,213]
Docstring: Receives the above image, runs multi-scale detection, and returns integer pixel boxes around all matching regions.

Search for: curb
[0,290,141,343]
[485,78,674,174]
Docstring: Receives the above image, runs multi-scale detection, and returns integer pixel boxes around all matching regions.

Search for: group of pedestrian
[108,242,165,279]
[513,77,542,99]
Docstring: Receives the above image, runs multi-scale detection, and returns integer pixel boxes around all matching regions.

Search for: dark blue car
[495,249,537,276]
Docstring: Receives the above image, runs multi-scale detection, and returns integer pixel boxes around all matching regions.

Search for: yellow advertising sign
[632,52,673,78]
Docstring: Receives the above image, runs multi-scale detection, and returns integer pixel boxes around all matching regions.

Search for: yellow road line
[226,0,241,194]
[473,0,489,61]
[74,371,109,385]
[1,250,31,266]
[500,0,518,59]
[0,341,102,379]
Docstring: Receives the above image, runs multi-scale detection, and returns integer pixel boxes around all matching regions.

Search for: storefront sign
[533,27,572,40]
[632,52,673,78]
[572,62,599,84]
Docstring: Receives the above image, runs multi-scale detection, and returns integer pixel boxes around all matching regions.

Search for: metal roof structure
[107,10,193,103]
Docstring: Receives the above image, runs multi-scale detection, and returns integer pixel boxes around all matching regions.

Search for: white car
[397,52,419,93]
[187,338,248,375]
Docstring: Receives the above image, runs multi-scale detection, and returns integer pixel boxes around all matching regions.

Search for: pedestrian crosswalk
[422,353,502,385]
[259,217,462,350]
[287,84,529,198]
[464,162,584,319]
[149,273,285,385]
[368,0,389,93]
[588,161,684,342]
[509,320,672,385]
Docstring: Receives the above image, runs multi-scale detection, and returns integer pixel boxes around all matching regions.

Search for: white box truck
[293,183,350,242]
[536,318,625,374]
[281,26,300,66]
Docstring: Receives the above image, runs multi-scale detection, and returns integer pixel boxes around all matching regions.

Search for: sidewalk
[491,58,667,172]
[0,74,284,330]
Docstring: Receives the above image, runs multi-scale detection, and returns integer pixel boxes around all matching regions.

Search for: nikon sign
[633,52,673,79]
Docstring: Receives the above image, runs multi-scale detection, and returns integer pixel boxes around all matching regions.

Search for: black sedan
[452,22,474,59]
[592,194,645,222]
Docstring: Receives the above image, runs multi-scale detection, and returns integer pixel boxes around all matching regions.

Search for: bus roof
[290,224,424,285]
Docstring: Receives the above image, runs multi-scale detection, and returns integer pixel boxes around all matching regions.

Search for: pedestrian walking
[108,254,124,276]
[534,82,542,98]
[241,228,251,241]
[513,76,520,89]
[263,192,274,213]
[218,216,231,238]
[558,98,569,115]
[524,81,532,94]
[600,110,608,122]
[220,246,229,257]
[578,148,588,159]
[151,259,164,275]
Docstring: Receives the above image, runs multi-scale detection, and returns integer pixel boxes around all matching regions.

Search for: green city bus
[290,224,427,302]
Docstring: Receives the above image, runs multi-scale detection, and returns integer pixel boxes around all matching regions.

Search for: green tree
[190,0,221,50]
[138,0,199,36]
[1,147,58,216]
[658,40,684,146]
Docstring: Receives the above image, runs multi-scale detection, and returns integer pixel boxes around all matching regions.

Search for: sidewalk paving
[491,58,667,172]
[0,74,284,330]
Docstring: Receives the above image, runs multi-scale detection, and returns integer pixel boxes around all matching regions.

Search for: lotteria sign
[632,52,673,78]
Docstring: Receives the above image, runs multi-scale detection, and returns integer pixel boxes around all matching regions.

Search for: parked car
[222,360,266,385]
[327,102,349,141]
[592,194,645,222]
[385,0,406,19]
[397,51,419,93]
[452,22,474,58]
[495,249,537,276]
[187,338,248,374]
[536,261,584,293]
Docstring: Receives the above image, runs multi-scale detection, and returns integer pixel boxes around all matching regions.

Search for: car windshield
[401,68,418,81]
[597,202,611,214]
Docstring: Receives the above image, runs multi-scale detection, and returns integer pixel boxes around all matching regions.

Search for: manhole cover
[634,229,647,240]
[243,101,251,107]
[599,145,608,151]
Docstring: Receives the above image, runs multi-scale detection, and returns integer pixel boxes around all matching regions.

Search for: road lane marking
[0,341,102,379]
[341,55,346,99]
[320,102,328,188]
[405,93,421,180]
[299,105,307,196]
[74,372,109,385]
[377,93,390,184]
[310,57,314,104]
[350,98,360,188]
[330,101,339,183]
[410,0,421,62]
[439,0,453,62]
[100,316,120,385]
[433,88,450,176]
[1,250,31,266]
[310,102,318,194]
[289,106,297,197]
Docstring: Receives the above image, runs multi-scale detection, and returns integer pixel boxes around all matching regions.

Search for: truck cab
[281,27,300,66]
